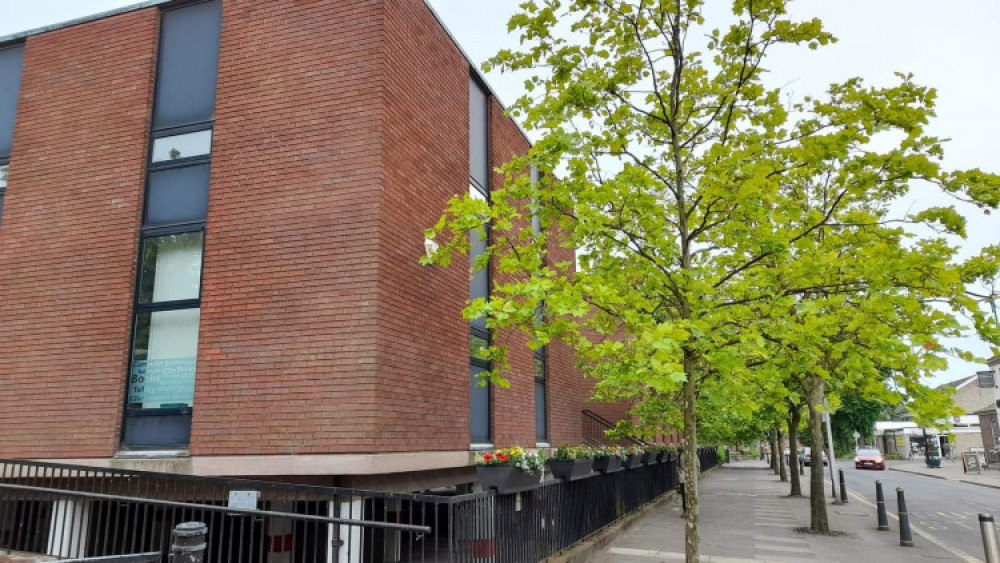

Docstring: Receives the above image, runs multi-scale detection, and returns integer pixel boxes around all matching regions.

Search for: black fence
[0,450,718,562]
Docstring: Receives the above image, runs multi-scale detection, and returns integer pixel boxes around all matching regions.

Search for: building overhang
[33,450,477,478]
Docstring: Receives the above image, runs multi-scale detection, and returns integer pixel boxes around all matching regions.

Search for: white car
[801,447,828,467]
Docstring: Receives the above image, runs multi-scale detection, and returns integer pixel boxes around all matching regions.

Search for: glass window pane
[535,353,546,380]
[122,413,192,448]
[152,130,213,163]
[470,365,491,443]
[128,308,201,409]
[0,45,24,158]
[471,333,489,362]
[138,232,204,303]
[0,163,8,189]
[469,181,487,201]
[535,379,548,442]
[469,78,489,188]
[146,163,210,227]
[154,0,223,130]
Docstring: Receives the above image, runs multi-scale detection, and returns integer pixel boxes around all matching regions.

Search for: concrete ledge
[34,450,477,477]
[544,466,719,563]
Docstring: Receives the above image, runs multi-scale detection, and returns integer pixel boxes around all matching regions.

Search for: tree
[830,394,885,455]
[425,0,1000,558]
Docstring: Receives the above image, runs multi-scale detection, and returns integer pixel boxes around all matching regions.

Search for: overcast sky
[2,1,997,386]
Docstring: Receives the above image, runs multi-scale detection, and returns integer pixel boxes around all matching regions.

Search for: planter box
[547,458,595,482]
[622,455,643,469]
[592,455,622,474]
[476,465,542,494]
[640,452,652,465]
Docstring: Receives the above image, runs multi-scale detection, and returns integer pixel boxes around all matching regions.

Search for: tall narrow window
[0,44,25,225]
[469,76,491,445]
[532,163,549,443]
[123,0,222,449]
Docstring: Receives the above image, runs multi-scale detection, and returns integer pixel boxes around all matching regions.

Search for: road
[840,463,1000,561]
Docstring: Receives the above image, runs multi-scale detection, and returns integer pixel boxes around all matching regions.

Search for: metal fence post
[170,522,207,563]
[981,514,1000,563]
[897,488,913,547]
[839,469,848,503]
[875,481,889,531]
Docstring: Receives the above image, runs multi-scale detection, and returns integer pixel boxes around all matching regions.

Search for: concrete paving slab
[590,460,967,562]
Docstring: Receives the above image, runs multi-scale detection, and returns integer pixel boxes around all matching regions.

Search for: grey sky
[2,0,997,385]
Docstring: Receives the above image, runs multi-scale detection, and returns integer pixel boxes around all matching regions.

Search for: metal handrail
[581,410,650,447]
[0,482,432,534]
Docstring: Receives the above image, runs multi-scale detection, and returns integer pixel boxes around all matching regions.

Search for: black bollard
[170,521,207,563]
[897,488,913,547]
[876,481,889,531]
[839,469,848,503]
[799,458,804,476]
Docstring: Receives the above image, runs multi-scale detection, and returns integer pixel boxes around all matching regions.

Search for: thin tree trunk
[770,430,779,474]
[777,424,787,482]
[788,404,803,497]
[682,351,699,563]
[806,375,830,532]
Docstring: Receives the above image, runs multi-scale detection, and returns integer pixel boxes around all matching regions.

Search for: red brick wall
[0,0,600,459]
[376,0,469,452]
[191,0,387,455]
[0,10,158,458]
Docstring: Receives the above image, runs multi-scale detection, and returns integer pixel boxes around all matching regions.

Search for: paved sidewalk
[889,458,1000,489]
[591,460,961,562]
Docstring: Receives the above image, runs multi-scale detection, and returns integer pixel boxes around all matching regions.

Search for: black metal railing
[581,410,650,448]
[0,453,718,562]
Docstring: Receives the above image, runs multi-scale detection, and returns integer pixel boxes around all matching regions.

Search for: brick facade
[0,9,158,458]
[0,0,609,464]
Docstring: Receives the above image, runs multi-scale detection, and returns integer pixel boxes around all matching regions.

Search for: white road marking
[847,490,981,563]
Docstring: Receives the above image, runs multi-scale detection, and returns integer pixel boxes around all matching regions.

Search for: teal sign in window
[129,358,197,407]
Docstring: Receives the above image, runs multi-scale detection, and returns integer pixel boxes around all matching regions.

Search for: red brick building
[0,0,617,491]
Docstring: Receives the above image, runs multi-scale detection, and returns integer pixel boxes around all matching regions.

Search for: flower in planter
[476,447,546,475]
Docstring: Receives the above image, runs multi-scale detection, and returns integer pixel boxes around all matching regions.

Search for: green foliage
[426,0,1000,551]
[830,394,887,453]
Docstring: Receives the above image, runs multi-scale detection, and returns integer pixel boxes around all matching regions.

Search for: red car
[855,448,886,470]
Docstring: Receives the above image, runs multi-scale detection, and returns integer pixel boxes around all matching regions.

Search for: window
[145,163,211,227]
[0,44,25,159]
[469,76,492,444]
[535,345,548,443]
[153,0,223,130]
[0,44,25,226]
[151,130,213,163]
[123,0,221,449]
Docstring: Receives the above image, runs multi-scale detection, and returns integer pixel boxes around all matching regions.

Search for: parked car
[800,447,828,467]
[855,448,886,470]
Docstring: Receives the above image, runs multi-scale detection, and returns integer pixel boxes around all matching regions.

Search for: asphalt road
[836,463,999,561]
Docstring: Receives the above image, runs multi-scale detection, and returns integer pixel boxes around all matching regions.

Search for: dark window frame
[0,157,10,225]
[469,72,493,445]
[121,0,219,450]
[534,347,549,443]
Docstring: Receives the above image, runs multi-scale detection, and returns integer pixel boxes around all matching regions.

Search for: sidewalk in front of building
[889,458,1000,489]
[590,460,960,562]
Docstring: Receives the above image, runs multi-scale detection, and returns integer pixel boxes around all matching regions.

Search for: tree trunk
[769,430,779,473]
[788,404,803,497]
[806,375,830,532]
[682,353,699,563]
[777,424,787,482]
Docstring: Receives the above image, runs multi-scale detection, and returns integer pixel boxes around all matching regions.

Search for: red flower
[497,453,509,462]
[483,454,493,462]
